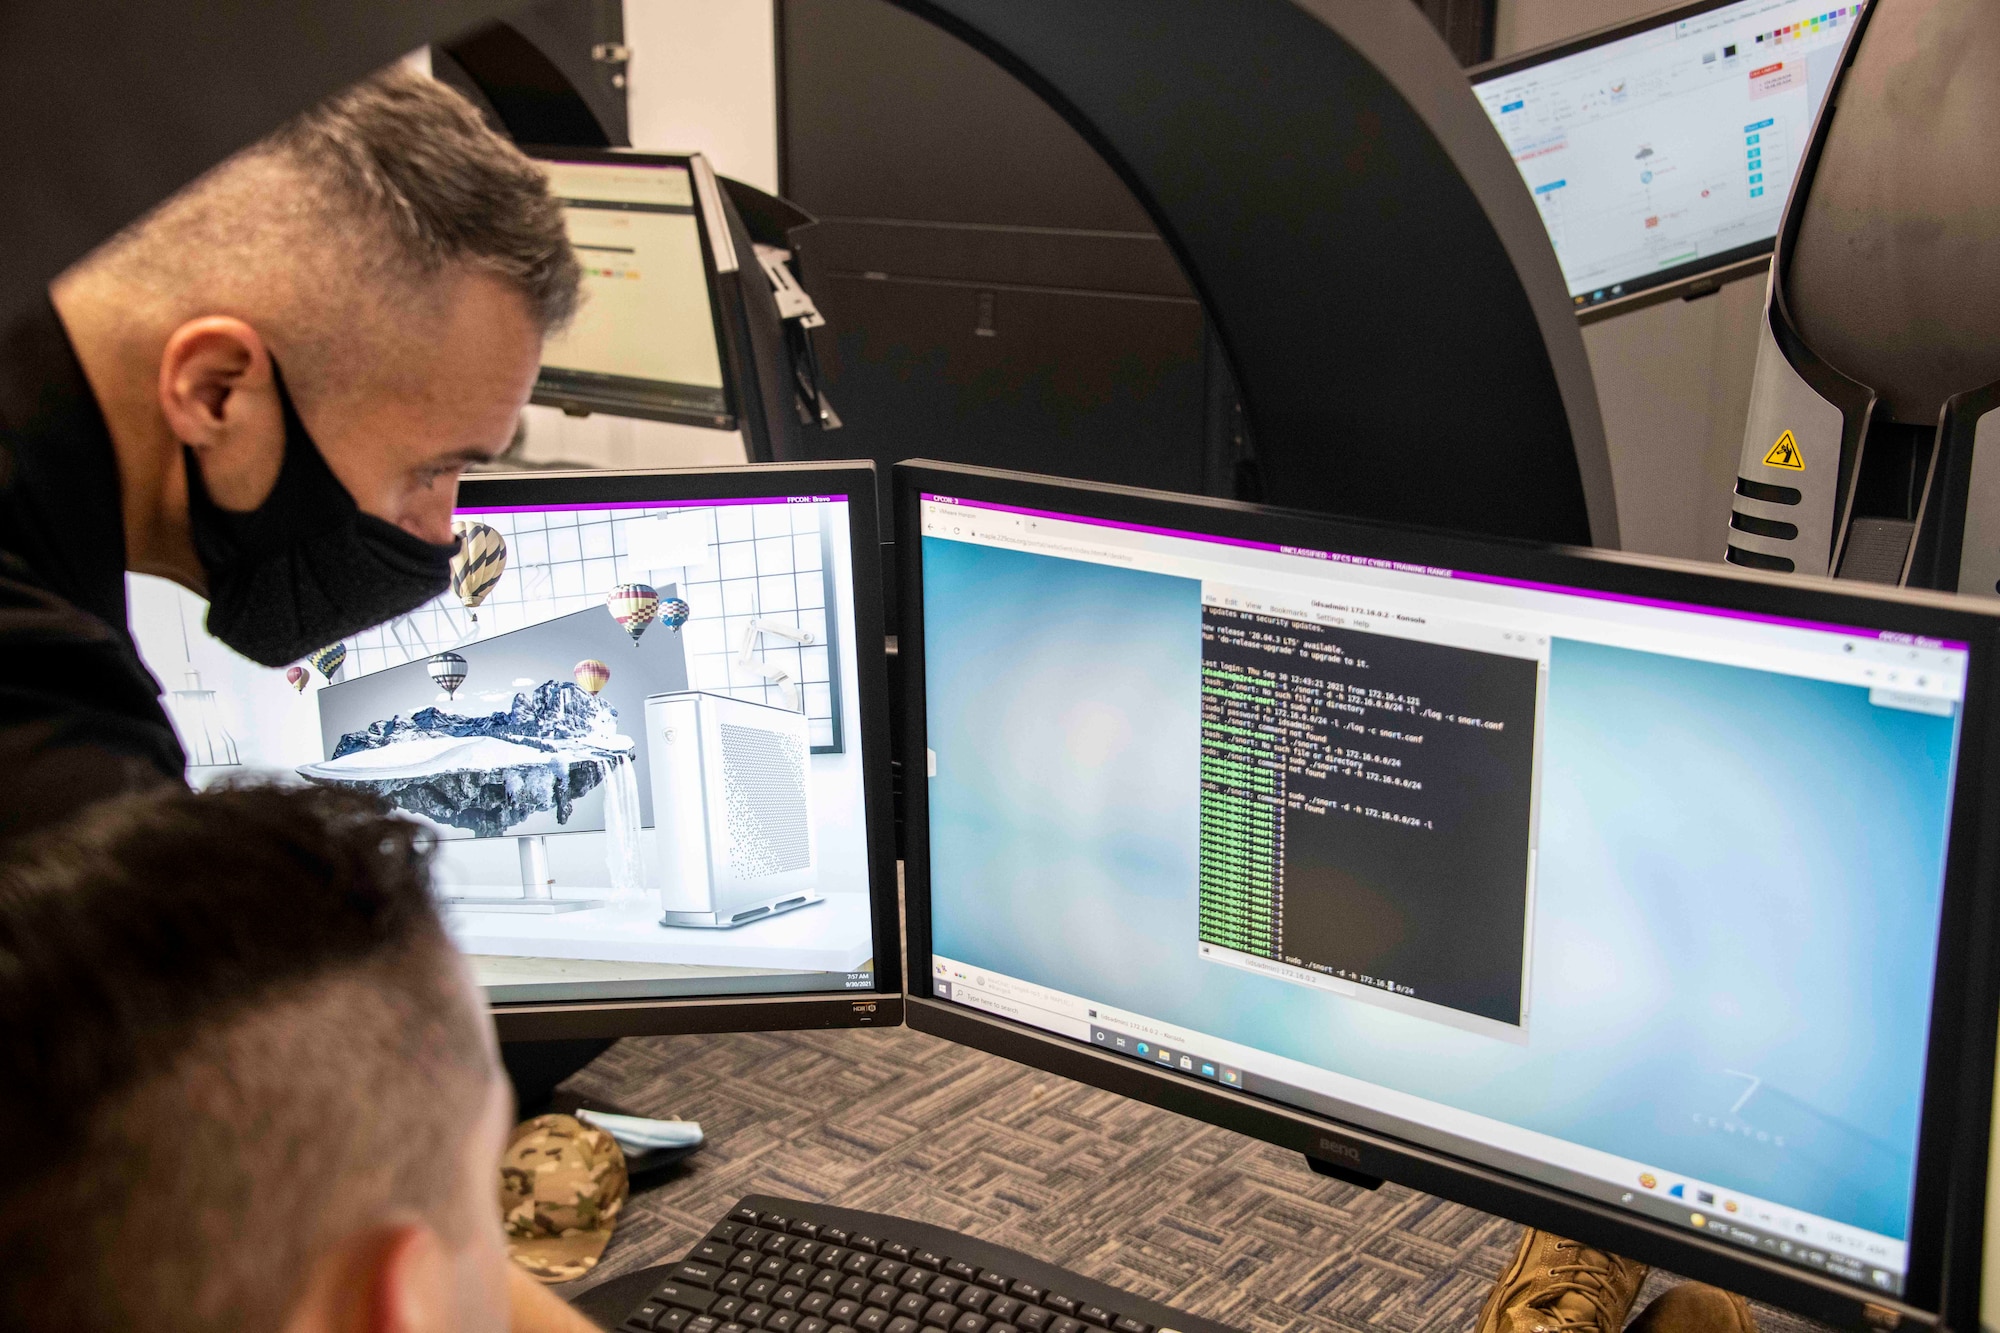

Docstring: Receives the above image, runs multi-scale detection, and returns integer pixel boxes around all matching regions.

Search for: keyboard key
[719,1275,751,1298]
[987,1298,1022,1323]
[988,1326,1019,1333]
[952,1315,988,1333]
[872,1260,908,1285]
[688,1318,721,1333]
[658,1314,692,1333]
[895,1293,930,1318]
[710,1224,743,1244]
[850,1235,882,1255]
[977,1273,1011,1293]
[740,1307,772,1329]
[786,1265,816,1286]
[838,1278,871,1301]
[1049,1319,1083,1333]
[880,1242,913,1262]
[828,1299,863,1325]
[1112,1320,1152,1333]
[812,1273,843,1295]
[818,1246,852,1269]
[898,1270,933,1295]
[747,1280,779,1303]
[1078,1307,1114,1328]
[760,1258,790,1279]
[656,1282,716,1313]
[791,1222,822,1239]
[767,1313,800,1333]
[867,1285,901,1309]
[1045,1296,1079,1317]
[955,1289,990,1314]
[1009,1284,1045,1306]
[886,1320,920,1333]
[944,1261,979,1283]
[1013,1310,1050,1333]
[919,1277,955,1302]
[774,1287,807,1310]
[856,1311,890,1333]
[632,1303,670,1329]
[801,1294,833,1317]
[766,1237,798,1256]
[913,1251,948,1271]
[733,1207,763,1225]
[676,1262,725,1288]
[822,1228,852,1246]
[721,1325,750,1333]
[763,1215,794,1233]
[922,1302,959,1328]
[738,1229,770,1252]
[798,1321,828,1333]
[714,1298,746,1319]
[695,1243,735,1267]
[792,1240,824,1262]
[845,1255,879,1277]
[731,1254,761,1275]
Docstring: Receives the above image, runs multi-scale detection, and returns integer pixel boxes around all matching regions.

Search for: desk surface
[556,1025,1833,1333]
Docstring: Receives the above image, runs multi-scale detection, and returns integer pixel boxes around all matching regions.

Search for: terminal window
[1198,603,1541,1027]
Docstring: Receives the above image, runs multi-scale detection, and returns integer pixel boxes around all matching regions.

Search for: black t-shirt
[0,299,185,844]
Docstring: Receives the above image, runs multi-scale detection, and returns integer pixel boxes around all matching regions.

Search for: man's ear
[159,316,287,512]
[368,1223,455,1333]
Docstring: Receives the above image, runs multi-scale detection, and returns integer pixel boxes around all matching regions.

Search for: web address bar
[928,515,1138,566]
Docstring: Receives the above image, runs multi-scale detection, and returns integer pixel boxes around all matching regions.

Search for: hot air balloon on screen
[659,598,691,632]
[573,659,610,695]
[427,651,468,700]
[286,666,308,694]
[308,643,347,682]
[450,521,507,622]
[607,584,661,645]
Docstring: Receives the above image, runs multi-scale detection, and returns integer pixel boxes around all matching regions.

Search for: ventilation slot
[1730,511,1799,540]
[720,722,811,879]
[1735,477,1802,505]
[1725,544,1795,573]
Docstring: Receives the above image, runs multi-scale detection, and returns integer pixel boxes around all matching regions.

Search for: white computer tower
[644,690,821,928]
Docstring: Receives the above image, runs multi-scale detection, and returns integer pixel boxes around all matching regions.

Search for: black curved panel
[1786,0,2000,426]
[891,0,1618,547]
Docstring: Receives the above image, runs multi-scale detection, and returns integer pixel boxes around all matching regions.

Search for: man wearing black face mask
[0,68,581,845]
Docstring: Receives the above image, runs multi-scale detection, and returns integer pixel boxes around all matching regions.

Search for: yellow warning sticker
[1764,430,1805,471]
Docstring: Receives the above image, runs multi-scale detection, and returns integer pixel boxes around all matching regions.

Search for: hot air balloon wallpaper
[607,584,661,645]
[450,521,507,623]
[659,598,691,632]
[573,659,610,696]
[286,666,309,694]
[308,643,347,683]
[427,651,468,700]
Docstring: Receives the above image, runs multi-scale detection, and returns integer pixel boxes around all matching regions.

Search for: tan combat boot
[1627,1283,1757,1333]
[1476,1230,1651,1333]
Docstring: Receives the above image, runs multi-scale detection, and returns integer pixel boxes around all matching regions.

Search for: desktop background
[922,537,1959,1242]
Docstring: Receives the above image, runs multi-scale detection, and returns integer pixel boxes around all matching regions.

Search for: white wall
[1494,0,1766,563]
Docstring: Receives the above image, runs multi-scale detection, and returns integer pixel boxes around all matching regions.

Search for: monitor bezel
[1466,0,1836,323]
[893,459,2000,1332]
[524,146,742,431]
[452,462,903,1041]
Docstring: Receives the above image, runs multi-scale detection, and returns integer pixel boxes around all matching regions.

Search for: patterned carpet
[560,1026,1835,1333]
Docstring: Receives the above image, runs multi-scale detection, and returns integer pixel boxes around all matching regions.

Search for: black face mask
[184,362,459,668]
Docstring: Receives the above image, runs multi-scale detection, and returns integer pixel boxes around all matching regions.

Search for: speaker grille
[720,721,811,879]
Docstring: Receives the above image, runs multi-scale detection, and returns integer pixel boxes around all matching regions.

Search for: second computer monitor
[896,460,1999,1331]
[1470,0,1859,315]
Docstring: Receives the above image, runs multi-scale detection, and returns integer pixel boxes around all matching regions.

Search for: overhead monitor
[529,149,738,429]
[896,460,1999,1328]
[1470,0,1859,318]
[127,463,899,1039]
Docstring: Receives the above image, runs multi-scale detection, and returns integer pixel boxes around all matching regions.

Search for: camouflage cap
[501,1113,630,1284]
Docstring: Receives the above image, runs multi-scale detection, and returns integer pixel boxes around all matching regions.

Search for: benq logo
[1317,1137,1363,1166]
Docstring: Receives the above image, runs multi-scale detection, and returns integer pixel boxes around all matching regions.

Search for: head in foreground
[0,783,513,1333]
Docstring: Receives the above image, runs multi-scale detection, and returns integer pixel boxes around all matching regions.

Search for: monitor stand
[1304,1152,1384,1192]
[443,834,604,914]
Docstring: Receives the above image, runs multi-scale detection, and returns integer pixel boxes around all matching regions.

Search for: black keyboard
[612,1195,1238,1333]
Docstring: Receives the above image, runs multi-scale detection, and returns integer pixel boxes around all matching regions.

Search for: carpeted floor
[559,1026,1837,1333]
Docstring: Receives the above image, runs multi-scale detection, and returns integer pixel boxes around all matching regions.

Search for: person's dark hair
[0,782,494,1333]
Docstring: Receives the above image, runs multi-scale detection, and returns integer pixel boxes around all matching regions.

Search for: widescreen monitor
[896,460,2000,1329]
[529,149,737,430]
[1470,0,1859,317]
[128,463,900,1040]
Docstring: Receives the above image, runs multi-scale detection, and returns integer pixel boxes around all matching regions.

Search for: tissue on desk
[577,1108,704,1152]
